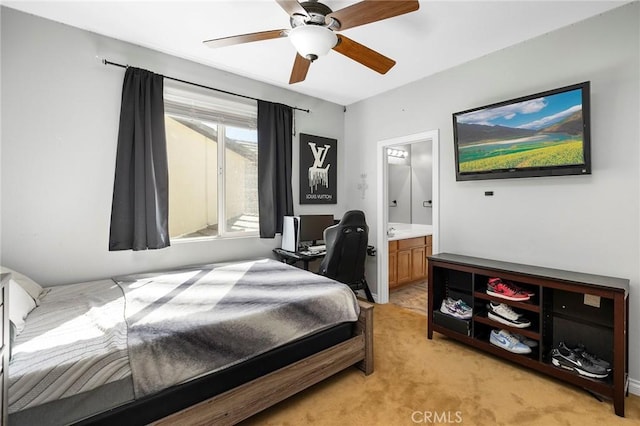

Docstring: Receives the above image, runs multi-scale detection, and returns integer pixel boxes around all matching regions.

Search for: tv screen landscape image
[453,82,591,181]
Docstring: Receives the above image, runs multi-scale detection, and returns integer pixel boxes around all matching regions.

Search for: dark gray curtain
[257,100,293,238]
[109,67,170,251]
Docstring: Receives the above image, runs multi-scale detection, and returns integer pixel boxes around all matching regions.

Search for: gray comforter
[115,259,360,397]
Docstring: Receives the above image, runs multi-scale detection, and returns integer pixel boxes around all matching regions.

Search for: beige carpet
[242,303,640,426]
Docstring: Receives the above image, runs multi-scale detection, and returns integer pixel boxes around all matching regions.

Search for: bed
[6,258,374,425]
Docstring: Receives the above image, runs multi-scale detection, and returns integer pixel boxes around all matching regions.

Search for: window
[164,84,258,240]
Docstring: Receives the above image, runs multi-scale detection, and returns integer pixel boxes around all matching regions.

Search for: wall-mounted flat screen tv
[453,82,591,181]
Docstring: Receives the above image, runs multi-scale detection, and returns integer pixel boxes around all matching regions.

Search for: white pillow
[9,279,37,334]
[1,266,47,305]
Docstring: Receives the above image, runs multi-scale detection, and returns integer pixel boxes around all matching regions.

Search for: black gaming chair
[319,210,375,302]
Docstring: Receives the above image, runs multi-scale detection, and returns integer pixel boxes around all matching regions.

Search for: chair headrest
[338,210,366,227]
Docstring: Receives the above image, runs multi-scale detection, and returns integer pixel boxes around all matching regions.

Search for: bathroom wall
[410,141,433,225]
[388,153,411,223]
[387,141,433,225]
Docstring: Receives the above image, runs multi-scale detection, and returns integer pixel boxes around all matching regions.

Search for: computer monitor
[298,215,334,245]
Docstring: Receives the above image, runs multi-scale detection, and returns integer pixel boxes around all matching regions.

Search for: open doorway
[376,130,439,304]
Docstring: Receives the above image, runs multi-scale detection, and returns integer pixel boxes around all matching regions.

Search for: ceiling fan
[203,0,420,84]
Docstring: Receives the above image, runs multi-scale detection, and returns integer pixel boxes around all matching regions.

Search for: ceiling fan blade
[275,0,308,17]
[289,54,311,84]
[203,29,287,48]
[326,0,419,31]
[332,35,396,74]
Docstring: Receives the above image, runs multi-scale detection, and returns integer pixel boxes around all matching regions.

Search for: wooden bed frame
[152,300,374,425]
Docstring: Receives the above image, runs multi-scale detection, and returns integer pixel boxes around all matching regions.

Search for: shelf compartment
[551,288,614,327]
[551,315,613,367]
[474,291,540,313]
[476,274,540,302]
[433,267,472,293]
[436,325,543,368]
[481,335,540,361]
[473,313,540,340]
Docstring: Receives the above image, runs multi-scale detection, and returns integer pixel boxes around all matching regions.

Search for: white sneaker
[490,329,532,354]
[487,302,531,328]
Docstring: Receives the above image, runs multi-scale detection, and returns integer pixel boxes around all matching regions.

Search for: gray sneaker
[440,297,472,320]
[574,344,611,371]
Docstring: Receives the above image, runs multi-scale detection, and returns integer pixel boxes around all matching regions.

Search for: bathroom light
[289,25,338,62]
[387,148,408,158]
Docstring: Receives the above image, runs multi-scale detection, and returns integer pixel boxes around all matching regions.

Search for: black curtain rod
[102,59,310,113]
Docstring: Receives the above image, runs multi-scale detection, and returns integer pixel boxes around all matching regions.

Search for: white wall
[0,7,345,285]
[344,3,639,383]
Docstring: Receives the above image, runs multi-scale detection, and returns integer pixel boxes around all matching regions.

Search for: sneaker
[574,344,612,371]
[490,329,532,354]
[440,297,472,320]
[551,342,609,379]
[509,282,536,298]
[511,332,538,348]
[487,302,531,328]
[489,278,535,297]
[486,278,530,301]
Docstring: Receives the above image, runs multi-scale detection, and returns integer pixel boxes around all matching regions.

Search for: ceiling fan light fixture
[289,25,337,62]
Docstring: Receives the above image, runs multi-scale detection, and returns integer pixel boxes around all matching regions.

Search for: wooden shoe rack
[427,253,629,417]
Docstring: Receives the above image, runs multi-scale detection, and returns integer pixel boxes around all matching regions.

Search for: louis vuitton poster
[299,133,337,204]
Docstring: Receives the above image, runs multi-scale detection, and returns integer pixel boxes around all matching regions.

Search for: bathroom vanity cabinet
[389,235,432,288]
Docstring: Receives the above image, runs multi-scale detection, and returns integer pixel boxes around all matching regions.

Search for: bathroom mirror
[387,141,433,225]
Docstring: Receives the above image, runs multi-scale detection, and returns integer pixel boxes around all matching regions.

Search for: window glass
[164,84,258,240]
[224,126,259,234]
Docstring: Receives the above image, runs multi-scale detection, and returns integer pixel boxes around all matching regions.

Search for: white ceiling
[4,1,628,105]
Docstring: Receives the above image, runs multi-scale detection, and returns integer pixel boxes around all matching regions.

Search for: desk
[273,248,325,271]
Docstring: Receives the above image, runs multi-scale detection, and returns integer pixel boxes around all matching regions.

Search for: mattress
[11,323,354,426]
[8,258,360,425]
